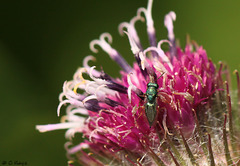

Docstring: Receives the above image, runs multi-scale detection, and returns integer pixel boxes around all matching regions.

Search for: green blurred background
[1,0,240,165]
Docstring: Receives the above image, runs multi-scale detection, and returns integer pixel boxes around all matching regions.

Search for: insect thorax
[147,82,158,88]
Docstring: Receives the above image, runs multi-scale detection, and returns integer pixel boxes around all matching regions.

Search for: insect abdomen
[145,102,157,126]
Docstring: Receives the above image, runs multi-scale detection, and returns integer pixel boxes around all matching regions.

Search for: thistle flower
[36,0,240,165]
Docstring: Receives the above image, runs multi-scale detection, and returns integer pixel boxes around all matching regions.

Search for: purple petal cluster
[78,44,217,161]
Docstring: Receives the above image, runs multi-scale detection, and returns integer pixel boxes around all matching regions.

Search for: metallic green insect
[145,73,164,127]
[145,82,159,127]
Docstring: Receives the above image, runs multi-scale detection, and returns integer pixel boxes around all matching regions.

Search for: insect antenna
[157,72,165,80]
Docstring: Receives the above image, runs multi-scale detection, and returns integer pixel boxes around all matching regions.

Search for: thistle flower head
[37,1,240,165]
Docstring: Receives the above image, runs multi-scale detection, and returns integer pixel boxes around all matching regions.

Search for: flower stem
[167,149,180,166]
[192,108,208,157]
[140,139,166,166]
[179,128,199,166]
[207,134,215,166]
[157,122,186,166]
[223,114,233,166]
